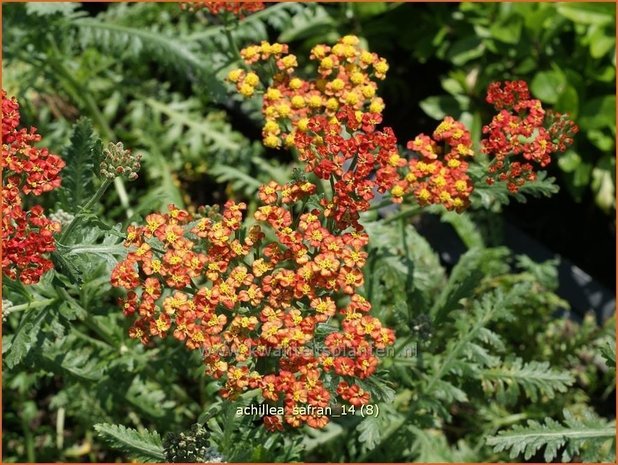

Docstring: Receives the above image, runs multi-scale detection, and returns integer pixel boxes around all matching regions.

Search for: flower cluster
[2,90,64,284]
[112,195,395,430]
[397,116,474,211]
[482,80,578,192]
[100,141,142,181]
[181,1,265,18]
[229,36,479,213]
[114,36,404,431]
[294,107,404,229]
[227,35,388,149]
[114,34,578,432]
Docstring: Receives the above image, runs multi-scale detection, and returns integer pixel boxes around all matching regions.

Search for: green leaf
[557,150,581,173]
[4,302,55,369]
[556,3,615,26]
[591,156,616,212]
[530,70,566,104]
[446,36,485,66]
[25,2,78,17]
[588,26,616,59]
[600,339,616,369]
[94,423,165,462]
[277,4,334,42]
[580,95,616,131]
[419,95,469,120]
[479,358,574,404]
[357,416,382,451]
[487,409,616,462]
[56,118,102,211]
[431,248,509,324]
[555,84,579,117]
[439,210,485,249]
[489,15,523,44]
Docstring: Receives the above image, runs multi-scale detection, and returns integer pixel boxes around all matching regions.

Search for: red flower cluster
[398,116,474,211]
[295,107,404,229]
[112,196,394,430]
[181,1,265,17]
[2,90,64,284]
[482,80,578,192]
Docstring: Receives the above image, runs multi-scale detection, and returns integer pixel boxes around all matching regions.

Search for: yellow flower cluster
[226,35,388,149]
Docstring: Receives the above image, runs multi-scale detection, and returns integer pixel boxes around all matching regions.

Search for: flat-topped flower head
[2,90,64,284]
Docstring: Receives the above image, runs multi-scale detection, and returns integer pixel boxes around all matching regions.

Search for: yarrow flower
[113,34,578,432]
[399,116,474,211]
[482,80,578,192]
[227,35,387,149]
[112,195,395,431]
[181,1,265,18]
[2,90,65,284]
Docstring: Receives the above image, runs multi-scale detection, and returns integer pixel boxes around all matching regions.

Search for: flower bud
[100,142,142,181]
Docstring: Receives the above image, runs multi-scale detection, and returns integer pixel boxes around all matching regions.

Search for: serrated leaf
[487,409,615,462]
[56,118,101,211]
[94,423,165,462]
[479,358,574,404]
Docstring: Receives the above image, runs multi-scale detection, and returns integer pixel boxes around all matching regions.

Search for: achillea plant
[1,90,65,284]
[181,1,265,17]
[112,35,578,433]
[482,80,579,192]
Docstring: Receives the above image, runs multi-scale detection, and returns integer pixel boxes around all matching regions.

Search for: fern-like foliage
[430,247,510,324]
[94,423,165,462]
[487,409,616,462]
[471,164,559,210]
[479,358,574,404]
[73,18,211,80]
[600,338,616,369]
[55,118,102,211]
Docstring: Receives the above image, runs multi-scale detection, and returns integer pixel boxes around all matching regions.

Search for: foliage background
[2,2,616,463]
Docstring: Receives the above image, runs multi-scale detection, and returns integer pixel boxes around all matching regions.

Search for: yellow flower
[330,78,345,91]
[325,97,339,111]
[289,78,303,90]
[263,134,281,148]
[239,83,255,97]
[244,72,260,86]
[227,69,244,83]
[341,35,360,46]
[291,95,305,109]
[308,95,322,108]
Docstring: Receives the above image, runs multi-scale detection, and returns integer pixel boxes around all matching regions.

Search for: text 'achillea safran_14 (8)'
[111,34,577,432]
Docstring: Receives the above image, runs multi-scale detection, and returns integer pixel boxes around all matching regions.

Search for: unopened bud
[100,142,141,181]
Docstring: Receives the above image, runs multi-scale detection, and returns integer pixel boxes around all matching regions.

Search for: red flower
[2,90,64,284]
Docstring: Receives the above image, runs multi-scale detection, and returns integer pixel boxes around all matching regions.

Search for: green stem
[57,179,113,245]
[46,42,133,218]
[22,415,36,462]
[4,298,56,314]
[223,14,243,63]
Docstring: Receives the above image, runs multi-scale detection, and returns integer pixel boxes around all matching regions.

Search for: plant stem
[57,179,113,245]
[223,14,243,63]
[46,41,133,218]
[5,298,57,314]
